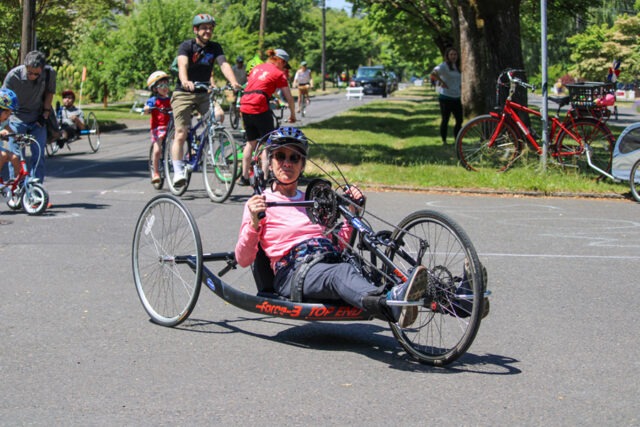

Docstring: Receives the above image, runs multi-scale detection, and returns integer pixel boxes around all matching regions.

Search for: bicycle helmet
[147,71,170,90]
[266,127,308,156]
[0,88,18,111]
[192,14,215,27]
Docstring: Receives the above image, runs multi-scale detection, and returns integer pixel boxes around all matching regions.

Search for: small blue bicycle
[164,83,238,203]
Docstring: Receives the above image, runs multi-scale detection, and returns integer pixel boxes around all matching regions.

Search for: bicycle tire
[131,194,203,327]
[455,114,521,172]
[86,112,100,153]
[385,210,485,366]
[148,143,165,190]
[163,127,190,196]
[202,128,238,203]
[21,182,49,215]
[229,102,240,130]
[556,119,614,176]
[630,158,640,203]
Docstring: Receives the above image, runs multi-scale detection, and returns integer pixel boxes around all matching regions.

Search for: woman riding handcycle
[132,127,490,366]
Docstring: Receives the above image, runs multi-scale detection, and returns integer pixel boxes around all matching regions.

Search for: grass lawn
[83,85,634,198]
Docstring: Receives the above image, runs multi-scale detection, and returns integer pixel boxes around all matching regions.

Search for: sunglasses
[27,70,41,77]
[273,151,302,163]
[156,83,170,89]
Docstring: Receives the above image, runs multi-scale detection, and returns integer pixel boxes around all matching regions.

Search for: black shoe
[237,177,250,186]
[451,262,490,319]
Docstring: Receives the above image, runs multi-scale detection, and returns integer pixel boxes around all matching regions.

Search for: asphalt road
[1,95,639,425]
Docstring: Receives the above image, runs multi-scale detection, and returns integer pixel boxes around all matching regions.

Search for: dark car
[387,71,398,93]
[350,65,388,97]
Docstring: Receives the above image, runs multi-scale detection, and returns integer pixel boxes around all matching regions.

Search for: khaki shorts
[170,91,210,130]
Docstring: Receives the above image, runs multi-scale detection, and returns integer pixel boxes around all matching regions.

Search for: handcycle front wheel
[86,112,100,152]
[385,210,485,366]
[132,194,203,327]
[630,158,640,203]
[455,114,522,172]
[202,128,238,203]
[164,126,191,196]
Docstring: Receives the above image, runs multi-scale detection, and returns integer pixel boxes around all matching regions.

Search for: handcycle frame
[456,69,615,175]
[1,133,49,215]
[132,135,490,366]
[164,83,238,203]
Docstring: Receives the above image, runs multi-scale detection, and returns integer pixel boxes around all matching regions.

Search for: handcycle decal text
[255,301,363,318]
[256,301,302,317]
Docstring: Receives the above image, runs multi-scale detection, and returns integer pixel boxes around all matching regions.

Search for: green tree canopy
[568,14,640,82]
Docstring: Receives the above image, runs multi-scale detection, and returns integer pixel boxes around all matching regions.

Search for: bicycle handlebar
[192,82,235,94]
[0,133,37,146]
[133,106,172,115]
[499,69,536,91]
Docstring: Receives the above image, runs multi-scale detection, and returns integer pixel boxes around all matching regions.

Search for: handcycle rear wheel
[630,158,640,203]
[385,210,485,366]
[46,141,59,157]
[202,128,237,203]
[21,182,49,215]
[164,127,191,196]
[148,142,165,190]
[455,114,521,172]
[556,119,614,176]
[86,112,100,152]
[132,194,203,327]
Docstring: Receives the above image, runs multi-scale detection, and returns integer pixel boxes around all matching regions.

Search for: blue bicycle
[164,84,238,203]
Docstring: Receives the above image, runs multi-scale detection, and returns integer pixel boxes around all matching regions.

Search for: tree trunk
[454,0,525,117]
[21,0,36,61]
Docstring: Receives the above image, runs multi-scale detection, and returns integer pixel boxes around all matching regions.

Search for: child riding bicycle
[144,71,172,185]
[0,88,27,186]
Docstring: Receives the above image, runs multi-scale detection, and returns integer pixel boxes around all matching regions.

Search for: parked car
[387,71,398,93]
[349,65,389,97]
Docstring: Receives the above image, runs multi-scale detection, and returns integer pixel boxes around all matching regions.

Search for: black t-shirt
[174,39,225,92]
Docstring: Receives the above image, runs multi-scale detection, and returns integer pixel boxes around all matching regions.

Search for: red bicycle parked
[455,69,615,175]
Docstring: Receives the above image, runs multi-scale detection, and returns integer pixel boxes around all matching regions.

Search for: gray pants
[274,261,382,308]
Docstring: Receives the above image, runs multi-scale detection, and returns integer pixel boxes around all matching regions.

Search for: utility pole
[21,0,36,61]
[259,0,268,54]
[321,0,326,91]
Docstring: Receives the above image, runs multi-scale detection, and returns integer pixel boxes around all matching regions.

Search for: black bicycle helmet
[266,127,308,156]
[192,14,215,27]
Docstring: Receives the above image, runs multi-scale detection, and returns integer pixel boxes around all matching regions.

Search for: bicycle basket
[566,82,608,108]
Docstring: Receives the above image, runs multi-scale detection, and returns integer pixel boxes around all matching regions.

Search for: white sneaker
[173,171,186,188]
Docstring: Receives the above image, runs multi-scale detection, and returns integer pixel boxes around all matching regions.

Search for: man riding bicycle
[170,13,241,188]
